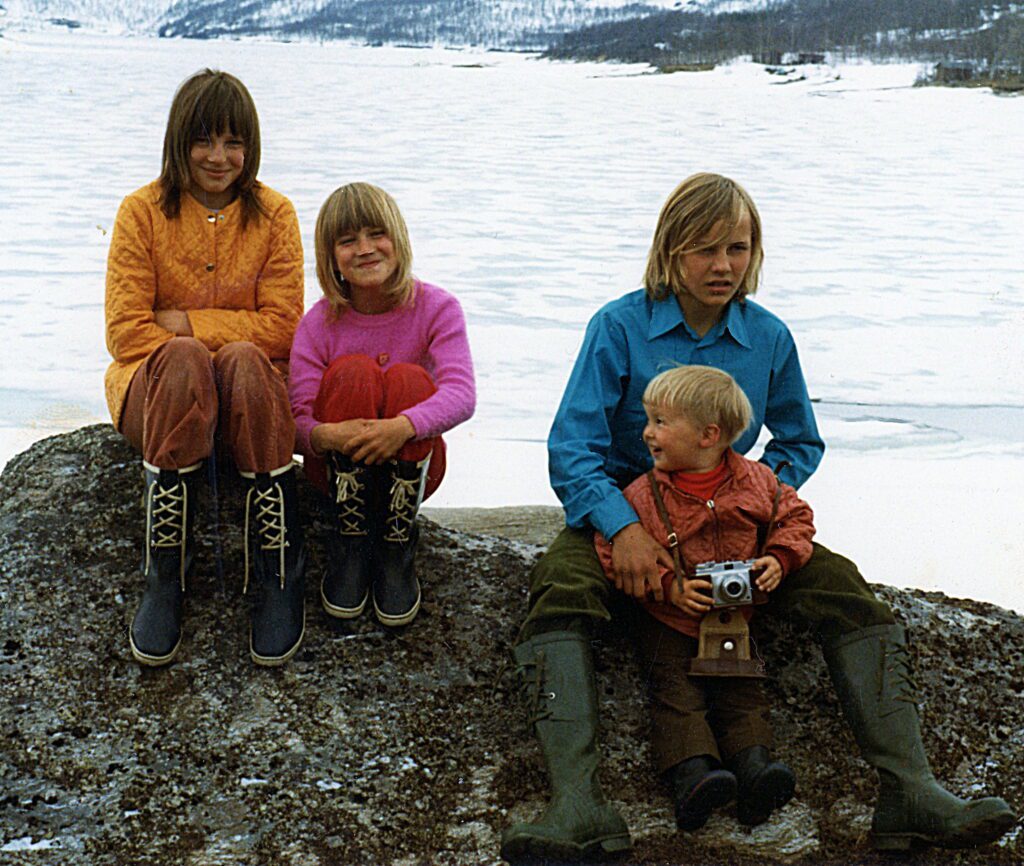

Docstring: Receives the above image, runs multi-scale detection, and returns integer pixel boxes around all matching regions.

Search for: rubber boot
[241,465,306,666]
[500,630,632,862]
[372,455,428,627]
[321,452,375,618]
[130,461,202,666]
[669,755,738,831]
[727,745,796,826]
[824,624,1016,850]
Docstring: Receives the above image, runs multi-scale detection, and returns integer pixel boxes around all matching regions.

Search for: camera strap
[647,470,784,583]
[756,476,784,558]
[646,470,690,593]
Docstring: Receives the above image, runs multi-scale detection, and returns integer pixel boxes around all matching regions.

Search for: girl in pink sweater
[289,183,476,628]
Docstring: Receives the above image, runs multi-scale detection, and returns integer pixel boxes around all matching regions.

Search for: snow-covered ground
[1,31,1022,611]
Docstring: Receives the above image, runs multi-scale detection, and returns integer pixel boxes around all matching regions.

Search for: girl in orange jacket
[104,69,305,668]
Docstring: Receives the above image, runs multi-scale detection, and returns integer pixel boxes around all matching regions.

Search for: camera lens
[723,578,744,599]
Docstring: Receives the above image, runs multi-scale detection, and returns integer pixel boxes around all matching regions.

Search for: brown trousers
[631,606,773,774]
[119,337,294,473]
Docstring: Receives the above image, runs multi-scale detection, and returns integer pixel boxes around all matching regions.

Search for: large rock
[0,426,1021,865]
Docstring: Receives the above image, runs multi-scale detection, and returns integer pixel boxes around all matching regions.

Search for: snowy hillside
[154,0,700,48]
[2,0,175,31]
[2,0,703,44]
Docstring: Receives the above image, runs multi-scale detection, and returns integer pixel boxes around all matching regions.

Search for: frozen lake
[1,30,1022,611]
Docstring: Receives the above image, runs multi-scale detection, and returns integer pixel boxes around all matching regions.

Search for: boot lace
[145,475,189,591]
[244,480,289,592]
[384,475,419,543]
[881,637,917,713]
[518,650,555,725]
[330,461,367,537]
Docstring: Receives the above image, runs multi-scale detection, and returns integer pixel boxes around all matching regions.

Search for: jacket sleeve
[187,197,304,359]
[105,195,174,364]
[762,476,816,577]
[758,326,825,490]
[548,311,639,539]
[399,291,476,440]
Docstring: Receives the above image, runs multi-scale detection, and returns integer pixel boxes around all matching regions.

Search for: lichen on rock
[1,426,1021,864]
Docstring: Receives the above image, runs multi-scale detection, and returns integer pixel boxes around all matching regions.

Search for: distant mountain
[2,0,175,31]
[3,0,722,47]
[544,0,1024,67]
[154,0,704,49]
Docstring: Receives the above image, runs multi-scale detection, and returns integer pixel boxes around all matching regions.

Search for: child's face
[677,211,753,312]
[188,129,245,209]
[333,226,398,294]
[642,404,713,473]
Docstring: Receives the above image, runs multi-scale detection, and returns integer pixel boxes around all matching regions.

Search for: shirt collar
[648,294,752,349]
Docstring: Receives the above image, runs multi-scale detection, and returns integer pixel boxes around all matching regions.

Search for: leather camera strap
[646,470,689,593]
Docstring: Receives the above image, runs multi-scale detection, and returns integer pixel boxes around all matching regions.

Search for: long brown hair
[158,69,266,226]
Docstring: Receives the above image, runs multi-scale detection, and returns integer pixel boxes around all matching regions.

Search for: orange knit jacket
[104,180,304,424]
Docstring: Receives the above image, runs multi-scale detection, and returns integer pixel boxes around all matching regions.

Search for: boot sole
[251,614,306,667]
[373,587,422,627]
[500,829,632,862]
[872,808,1018,851]
[321,584,368,619]
[129,630,182,667]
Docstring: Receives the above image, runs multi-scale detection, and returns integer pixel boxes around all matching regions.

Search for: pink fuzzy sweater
[288,280,476,458]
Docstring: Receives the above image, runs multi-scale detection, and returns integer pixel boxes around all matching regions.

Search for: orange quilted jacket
[104,180,304,424]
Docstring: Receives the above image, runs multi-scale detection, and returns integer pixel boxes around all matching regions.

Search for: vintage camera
[694,560,768,607]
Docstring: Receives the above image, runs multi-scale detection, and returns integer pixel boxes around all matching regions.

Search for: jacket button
[206,263,215,272]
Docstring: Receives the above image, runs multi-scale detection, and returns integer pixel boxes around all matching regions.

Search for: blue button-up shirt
[548,290,824,539]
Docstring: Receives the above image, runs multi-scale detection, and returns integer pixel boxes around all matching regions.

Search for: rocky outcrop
[1,426,1021,865]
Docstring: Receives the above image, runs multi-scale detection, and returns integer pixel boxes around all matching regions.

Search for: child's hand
[344,415,416,465]
[669,578,714,617]
[753,555,783,592]
[311,419,371,455]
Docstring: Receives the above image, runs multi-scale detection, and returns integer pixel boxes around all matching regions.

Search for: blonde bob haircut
[643,364,753,446]
[644,173,763,303]
[315,182,415,316]
[159,69,266,226]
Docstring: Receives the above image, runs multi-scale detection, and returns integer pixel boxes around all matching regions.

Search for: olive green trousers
[520,527,894,644]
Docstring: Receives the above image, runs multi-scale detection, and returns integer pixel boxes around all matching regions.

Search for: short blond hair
[644,173,763,302]
[643,365,753,445]
[314,182,415,315]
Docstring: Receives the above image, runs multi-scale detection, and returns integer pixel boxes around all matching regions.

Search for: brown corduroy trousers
[119,337,294,473]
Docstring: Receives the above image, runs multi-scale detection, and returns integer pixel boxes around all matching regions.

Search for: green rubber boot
[500,630,632,862]
[824,624,1016,851]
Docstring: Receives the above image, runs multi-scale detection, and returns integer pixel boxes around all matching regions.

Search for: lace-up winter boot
[130,461,202,666]
[372,455,429,627]
[500,630,632,862]
[726,746,795,826]
[241,465,307,666]
[321,452,376,619]
[669,755,738,831]
[824,624,1016,850]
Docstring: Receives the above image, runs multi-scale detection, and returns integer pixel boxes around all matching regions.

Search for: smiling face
[333,226,399,302]
[676,211,753,317]
[642,403,721,473]
[188,130,245,209]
